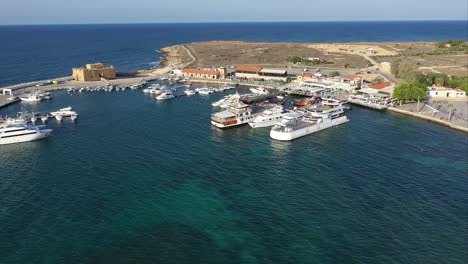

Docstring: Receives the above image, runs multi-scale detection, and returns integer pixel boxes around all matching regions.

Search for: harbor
[1,22,468,264]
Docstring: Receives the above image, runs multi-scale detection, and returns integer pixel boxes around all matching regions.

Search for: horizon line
[0,19,467,26]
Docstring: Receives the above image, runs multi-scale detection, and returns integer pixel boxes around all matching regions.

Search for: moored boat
[156,91,175,100]
[184,89,197,95]
[248,105,287,128]
[0,121,52,145]
[50,107,79,121]
[211,103,257,128]
[270,102,349,141]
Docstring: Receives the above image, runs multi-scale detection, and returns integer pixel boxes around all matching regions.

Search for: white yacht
[50,107,79,121]
[211,103,257,128]
[249,87,269,95]
[184,89,197,95]
[212,93,241,108]
[270,103,349,141]
[197,87,214,95]
[143,84,162,94]
[156,91,175,100]
[248,105,287,128]
[0,121,52,145]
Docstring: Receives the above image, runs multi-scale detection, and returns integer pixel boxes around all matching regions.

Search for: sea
[0,21,467,264]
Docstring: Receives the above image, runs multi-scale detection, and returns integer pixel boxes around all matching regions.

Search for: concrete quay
[0,75,158,109]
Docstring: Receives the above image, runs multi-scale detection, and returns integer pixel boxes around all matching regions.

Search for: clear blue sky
[1,0,467,25]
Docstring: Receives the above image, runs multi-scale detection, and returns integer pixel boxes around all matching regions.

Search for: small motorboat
[156,91,175,100]
[184,89,196,95]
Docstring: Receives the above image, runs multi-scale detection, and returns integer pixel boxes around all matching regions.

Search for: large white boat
[248,105,287,128]
[156,91,175,100]
[0,121,52,145]
[211,103,257,128]
[270,103,349,141]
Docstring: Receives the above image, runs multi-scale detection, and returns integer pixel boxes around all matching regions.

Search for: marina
[0,21,467,264]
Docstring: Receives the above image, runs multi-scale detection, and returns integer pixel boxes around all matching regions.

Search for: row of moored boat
[0,107,78,145]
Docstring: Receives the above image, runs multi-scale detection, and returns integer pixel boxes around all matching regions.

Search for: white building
[428,86,466,99]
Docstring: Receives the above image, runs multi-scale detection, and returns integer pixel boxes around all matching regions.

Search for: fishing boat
[19,94,43,102]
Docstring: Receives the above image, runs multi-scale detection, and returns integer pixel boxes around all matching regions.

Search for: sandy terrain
[309,43,398,56]
[159,41,467,76]
[185,41,369,69]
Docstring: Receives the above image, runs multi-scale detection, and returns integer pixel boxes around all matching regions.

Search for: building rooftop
[343,74,362,80]
[236,65,263,72]
[260,68,287,74]
[369,82,392,90]
[182,68,220,75]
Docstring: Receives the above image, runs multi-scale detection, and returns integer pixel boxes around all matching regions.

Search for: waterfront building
[235,66,263,79]
[369,82,394,95]
[235,66,288,82]
[297,73,322,83]
[342,74,363,88]
[428,85,466,99]
[259,68,289,82]
[72,63,116,82]
[181,68,223,79]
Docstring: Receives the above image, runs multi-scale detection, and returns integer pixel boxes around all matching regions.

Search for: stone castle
[72,63,116,82]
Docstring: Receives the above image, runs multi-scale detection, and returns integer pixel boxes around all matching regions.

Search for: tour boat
[156,91,175,100]
[0,121,52,145]
[211,103,257,128]
[270,103,349,141]
[248,105,287,128]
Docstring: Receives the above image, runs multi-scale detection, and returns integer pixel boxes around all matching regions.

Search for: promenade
[389,99,468,133]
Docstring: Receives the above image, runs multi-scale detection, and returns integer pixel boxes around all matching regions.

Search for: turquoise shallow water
[0,87,467,263]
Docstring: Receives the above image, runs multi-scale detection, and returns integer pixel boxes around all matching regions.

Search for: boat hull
[0,129,52,145]
[270,116,349,141]
[211,119,253,128]
[249,117,283,128]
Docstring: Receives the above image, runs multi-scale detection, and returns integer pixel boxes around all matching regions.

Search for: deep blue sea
[1,22,468,264]
[1,21,468,86]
